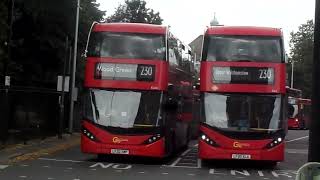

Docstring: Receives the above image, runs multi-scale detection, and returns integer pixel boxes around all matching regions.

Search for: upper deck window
[202,35,283,63]
[87,32,166,60]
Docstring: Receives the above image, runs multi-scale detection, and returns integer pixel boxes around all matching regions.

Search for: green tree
[289,20,314,98]
[0,0,8,79]
[6,0,104,88]
[106,0,163,25]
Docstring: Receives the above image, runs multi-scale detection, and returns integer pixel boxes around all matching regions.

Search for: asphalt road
[0,130,310,180]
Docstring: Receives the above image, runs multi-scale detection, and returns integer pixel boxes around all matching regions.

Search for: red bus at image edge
[198,26,287,164]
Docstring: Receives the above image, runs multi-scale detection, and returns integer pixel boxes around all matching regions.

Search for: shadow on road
[202,159,280,170]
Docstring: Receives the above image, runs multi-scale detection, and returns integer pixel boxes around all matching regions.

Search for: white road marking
[168,157,182,167]
[187,173,195,176]
[43,165,50,168]
[162,172,169,175]
[162,165,199,169]
[258,171,264,177]
[112,164,132,170]
[178,162,196,165]
[21,164,29,167]
[39,158,85,163]
[47,177,55,180]
[0,165,8,169]
[286,136,309,143]
[138,172,145,174]
[197,159,202,168]
[19,176,27,178]
[231,170,250,176]
[180,158,197,161]
[286,149,308,154]
[181,149,191,156]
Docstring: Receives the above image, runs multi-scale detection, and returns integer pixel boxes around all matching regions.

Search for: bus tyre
[97,154,107,161]
[184,128,191,149]
[170,133,176,156]
[266,161,278,168]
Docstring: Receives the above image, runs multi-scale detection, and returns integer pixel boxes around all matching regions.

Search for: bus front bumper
[81,135,166,158]
[198,140,285,161]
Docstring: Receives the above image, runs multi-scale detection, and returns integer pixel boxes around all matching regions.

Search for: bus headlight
[82,127,99,142]
[143,134,162,144]
[264,137,283,149]
[200,133,219,147]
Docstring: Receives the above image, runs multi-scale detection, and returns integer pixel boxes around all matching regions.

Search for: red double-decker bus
[81,23,194,158]
[198,26,287,164]
[288,97,311,129]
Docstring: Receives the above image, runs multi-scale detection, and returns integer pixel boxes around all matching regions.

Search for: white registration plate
[111,149,129,155]
[231,154,251,159]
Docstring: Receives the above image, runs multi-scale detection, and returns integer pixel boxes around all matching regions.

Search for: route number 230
[140,66,153,76]
[259,69,272,79]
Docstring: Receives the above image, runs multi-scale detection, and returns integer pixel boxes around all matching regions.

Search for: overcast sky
[96,0,315,51]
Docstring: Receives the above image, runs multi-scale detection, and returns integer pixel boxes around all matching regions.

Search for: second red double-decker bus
[288,97,311,129]
[198,26,287,164]
[81,23,194,158]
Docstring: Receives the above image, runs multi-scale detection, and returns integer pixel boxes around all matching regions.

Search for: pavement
[0,133,80,164]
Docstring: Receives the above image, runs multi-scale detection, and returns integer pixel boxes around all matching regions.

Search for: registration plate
[231,154,251,159]
[111,149,129,155]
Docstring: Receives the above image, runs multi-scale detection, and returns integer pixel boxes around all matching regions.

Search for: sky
[96,0,315,51]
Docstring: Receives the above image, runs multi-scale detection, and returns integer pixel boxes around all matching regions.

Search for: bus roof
[205,26,282,36]
[93,23,167,34]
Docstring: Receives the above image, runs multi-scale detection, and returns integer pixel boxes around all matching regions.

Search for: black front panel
[212,66,274,84]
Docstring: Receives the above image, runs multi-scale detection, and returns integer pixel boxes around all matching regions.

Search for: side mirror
[285,53,289,63]
[295,162,320,180]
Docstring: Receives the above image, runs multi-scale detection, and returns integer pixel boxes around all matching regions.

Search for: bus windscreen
[83,90,162,128]
[202,36,283,63]
[87,32,166,60]
[202,93,283,132]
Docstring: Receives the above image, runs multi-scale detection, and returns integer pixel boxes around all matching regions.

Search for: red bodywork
[81,121,165,157]
[82,23,192,158]
[198,26,286,162]
[199,126,284,161]
[288,98,311,129]
[206,26,282,36]
[93,23,166,34]
[288,118,300,129]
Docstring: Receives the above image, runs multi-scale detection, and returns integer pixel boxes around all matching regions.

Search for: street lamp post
[291,60,294,88]
[309,0,320,162]
[68,0,80,134]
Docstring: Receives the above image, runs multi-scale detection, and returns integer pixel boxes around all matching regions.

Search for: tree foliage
[1,0,104,88]
[0,0,9,78]
[106,0,163,25]
[289,20,314,98]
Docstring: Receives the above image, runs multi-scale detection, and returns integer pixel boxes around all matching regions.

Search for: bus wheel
[97,154,107,161]
[266,161,278,168]
[170,133,176,156]
[184,127,191,149]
